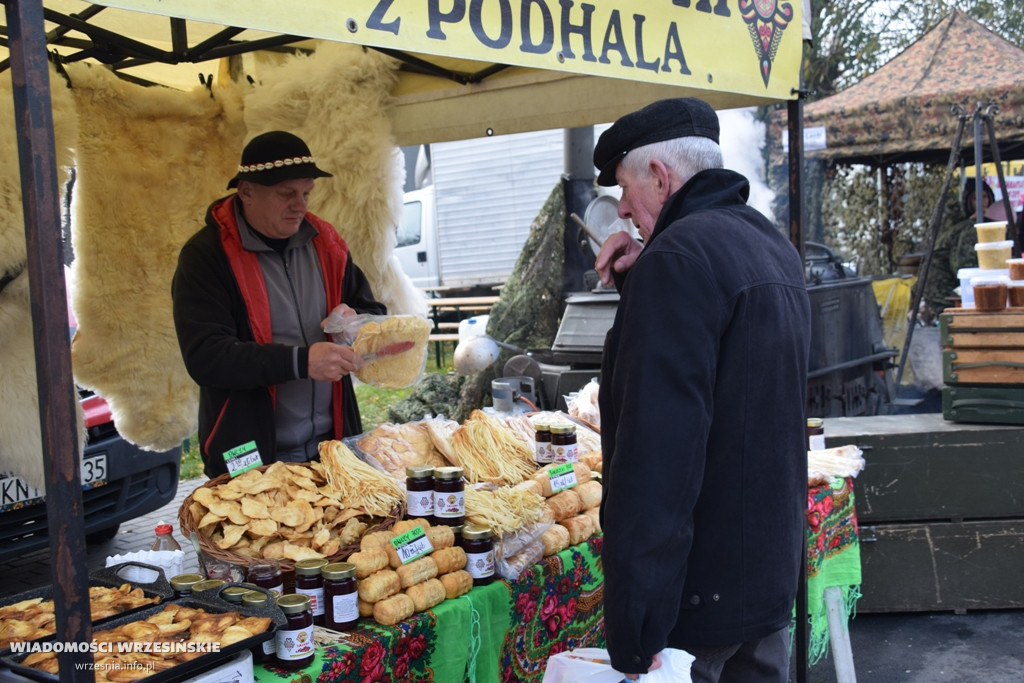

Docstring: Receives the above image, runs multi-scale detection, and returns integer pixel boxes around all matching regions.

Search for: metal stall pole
[4,1,94,680]
[982,106,1021,255]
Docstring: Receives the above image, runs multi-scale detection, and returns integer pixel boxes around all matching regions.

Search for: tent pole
[983,108,1021,255]
[895,106,969,389]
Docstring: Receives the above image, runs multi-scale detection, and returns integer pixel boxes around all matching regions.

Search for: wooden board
[858,519,1024,613]
[942,348,1024,384]
[940,309,1024,348]
[943,385,1024,425]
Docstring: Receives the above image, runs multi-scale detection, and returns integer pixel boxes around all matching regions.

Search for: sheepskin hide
[242,42,427,318]
[66,63,247,451]
[0,72,81,489]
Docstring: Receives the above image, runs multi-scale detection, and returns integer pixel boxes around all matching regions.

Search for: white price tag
[548,462,578,493]
[391,526,434,564]
[223,441,262,477]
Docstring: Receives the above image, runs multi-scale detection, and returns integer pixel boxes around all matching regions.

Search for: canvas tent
[799,9,1024,166]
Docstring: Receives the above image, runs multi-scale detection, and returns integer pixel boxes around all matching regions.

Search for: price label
[548,462,577,493]
[223,441,262,477]
[391,526,434,564]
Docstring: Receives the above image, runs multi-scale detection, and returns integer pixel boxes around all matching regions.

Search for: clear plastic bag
[543,648,695,683]
[325,313,432,388]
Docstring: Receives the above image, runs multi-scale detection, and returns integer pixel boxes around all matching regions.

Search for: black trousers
[684,626,790,683]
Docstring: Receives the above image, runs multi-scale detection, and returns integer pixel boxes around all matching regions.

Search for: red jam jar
[294,558,328,626]
[242,590,275,664]
[461,524,495,586]
[405,465,435,523]
[550,423,578,463]
[534,421,552,464]
[433,466,465,526]
[274,594,315,669]
[247,560,283,595]
[322,562,359,630]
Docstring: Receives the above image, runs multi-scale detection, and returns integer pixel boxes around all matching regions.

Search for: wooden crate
[939,309,1024,349]
[942,348,1024,384]
[943,385,1024,425]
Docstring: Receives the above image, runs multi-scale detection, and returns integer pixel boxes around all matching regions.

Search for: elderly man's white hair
[621,136,723,186]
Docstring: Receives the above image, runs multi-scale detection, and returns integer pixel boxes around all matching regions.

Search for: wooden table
[425,295,500,366]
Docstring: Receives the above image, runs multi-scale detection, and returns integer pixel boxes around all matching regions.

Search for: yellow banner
[98,0,802,100]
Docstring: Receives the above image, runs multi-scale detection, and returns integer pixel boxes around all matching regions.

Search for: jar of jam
[405,465,435,523]
[450,524,466,549]
[461,524,495,586]
[433,466,465,526]
[550,423,578,463]
[191,579,227,594]
[274,594,315,669]
[322,562,359,631]
[534,421,552,464]
[169,573,204,597]
[294,558,328,626]
[806,418,825,451]
[242,591,275,663]
[247,560,283,595]
[220,585,251,605]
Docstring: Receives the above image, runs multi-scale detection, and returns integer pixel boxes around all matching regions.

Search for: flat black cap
[593,98,720,186]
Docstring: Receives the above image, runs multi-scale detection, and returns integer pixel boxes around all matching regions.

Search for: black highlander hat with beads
[227,130,332,189]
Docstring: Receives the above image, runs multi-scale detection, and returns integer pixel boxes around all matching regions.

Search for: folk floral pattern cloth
[255,536,605,683]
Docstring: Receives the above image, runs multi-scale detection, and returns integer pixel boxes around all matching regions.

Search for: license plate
[0,453,108,510]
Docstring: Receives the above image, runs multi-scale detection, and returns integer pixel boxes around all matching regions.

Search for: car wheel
[86,524,120,543]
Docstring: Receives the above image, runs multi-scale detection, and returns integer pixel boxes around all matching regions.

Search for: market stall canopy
[0,0,804,145]
[798,10,1024,166]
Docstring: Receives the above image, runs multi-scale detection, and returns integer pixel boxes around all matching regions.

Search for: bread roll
[561,514,595,546]
[360,529,396,552]
[545,489,582,522]
[584,506,601,533]
[358,598,375,618]
[541,524,570,556]
[579,451,602,473]
[431,546,467,574]
[439,570,473,599]
[373,593,415,625]
[348,547,389,579]
[357,568,401,603]
[384,541,403,569]
[426,525,455,551]
[533,462,593,496]
[514,479,544,497]
[574,480,602,509]
[406,578,446,612]
[393,518,431,535]
[397,556,438,588]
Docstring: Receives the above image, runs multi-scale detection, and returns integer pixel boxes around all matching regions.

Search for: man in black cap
[172,131,386,478]
[593,99,811,681]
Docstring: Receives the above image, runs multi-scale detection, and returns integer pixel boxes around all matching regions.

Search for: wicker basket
[178,463,403,590]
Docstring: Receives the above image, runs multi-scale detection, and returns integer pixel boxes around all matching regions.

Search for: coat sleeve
[171,232,297,390]
[342,255,387,315]
[600,248,725,674]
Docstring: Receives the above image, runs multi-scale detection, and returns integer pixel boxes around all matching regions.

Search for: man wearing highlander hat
[593,99,811,681]
[172,131,386,478]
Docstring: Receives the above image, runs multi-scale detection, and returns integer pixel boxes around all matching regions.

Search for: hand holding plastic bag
[542,647,694,683]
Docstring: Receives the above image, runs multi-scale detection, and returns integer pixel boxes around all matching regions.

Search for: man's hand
[595,231,643,287]
[308,341,358,382]
[624,652,663,680]
[321,303,357,331]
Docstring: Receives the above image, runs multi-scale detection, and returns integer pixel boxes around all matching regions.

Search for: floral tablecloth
[255,535,605,683]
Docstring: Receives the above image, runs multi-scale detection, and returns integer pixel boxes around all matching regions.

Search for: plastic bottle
[151,523,181,551]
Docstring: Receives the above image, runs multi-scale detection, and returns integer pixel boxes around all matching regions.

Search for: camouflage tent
[801,10,1024,166]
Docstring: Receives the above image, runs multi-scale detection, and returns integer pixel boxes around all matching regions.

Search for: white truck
[396,129,567,291]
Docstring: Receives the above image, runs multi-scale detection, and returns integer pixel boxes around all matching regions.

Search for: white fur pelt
[242,42,428,318]
[0,71,82,489]
[66,63,247,451]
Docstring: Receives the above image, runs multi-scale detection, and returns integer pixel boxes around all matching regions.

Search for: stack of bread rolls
[349,518,472,626]
[514,461,602,556]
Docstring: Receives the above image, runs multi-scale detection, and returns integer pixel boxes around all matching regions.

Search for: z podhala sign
[102,0,802,99]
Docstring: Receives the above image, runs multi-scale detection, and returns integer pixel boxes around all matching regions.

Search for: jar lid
[169,573,204,591]
[295,558,328,576]
[406,465,434,478]
[241,590,268,607]
[434,466,464,480]
[975,240,1014,250]
[191,579,226,593]
[221,586,250,603]
[461,524,492,541]
[806,418,823,428]
[247,560,281,575]
[550,422,576,435]
[322,561,356,581]
[534,422,551,432]
[276,593,311,614]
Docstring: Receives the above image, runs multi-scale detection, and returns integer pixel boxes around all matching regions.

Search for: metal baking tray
[1,585,285,683]
[0,562,175,657]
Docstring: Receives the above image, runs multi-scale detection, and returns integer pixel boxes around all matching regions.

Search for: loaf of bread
[579,451,602,473]
[439,570,473,599]
[584,506,601,533]
[426,525,455,550]
[561,514,595,546]
[574,480,602,509]
[392,518,431,535]
[513,479,544,497]
[397,556,438,588]
[358,598,375,618]
[373,593,416,625]
[406,578,446,612]
[541,524,570,556]
[360,529,396,552]
[348,547,389,579]
[431,546,467,574]
[357,568,401,603]
[532,462,593,496]
[545,489,582,522]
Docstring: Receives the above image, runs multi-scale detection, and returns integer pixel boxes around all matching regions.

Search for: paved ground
[2,477,1023,682]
